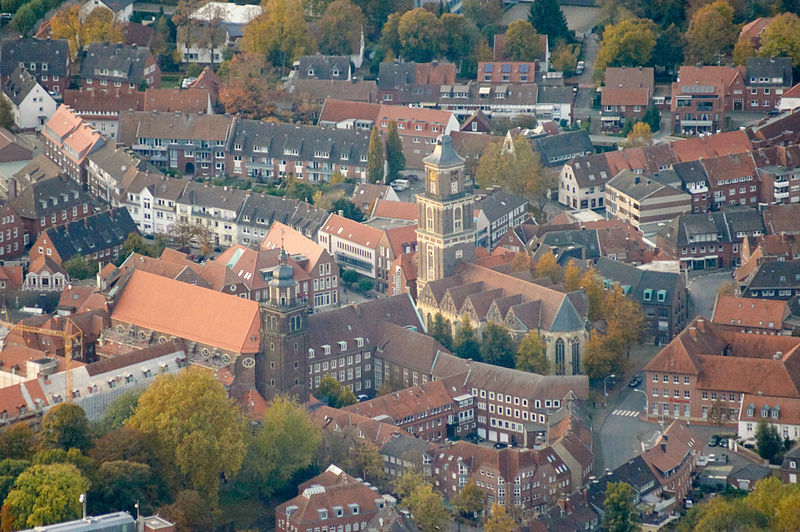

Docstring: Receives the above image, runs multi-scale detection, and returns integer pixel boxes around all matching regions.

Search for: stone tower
[256,247,309,402]
[415,135,475,294]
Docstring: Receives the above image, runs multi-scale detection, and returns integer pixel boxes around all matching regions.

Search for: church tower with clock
[416,135,475,294]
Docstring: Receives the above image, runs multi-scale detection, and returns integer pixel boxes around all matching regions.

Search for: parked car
[391,178,410,191]
[493,442,508,449]
[628,375,643,388]
[575,61,585,75]
[709,435,720,447]
[357,394,369,402]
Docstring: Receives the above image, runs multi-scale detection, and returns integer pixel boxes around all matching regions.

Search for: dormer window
[334,506,344,517]
[348,503,359,515]
[332,68,340,77]
[356,337,364,347]
[643,289,653,301]
[338,341,347,351]
[323,345,331,355]
[317,509,327,520]
[307,68,315,77]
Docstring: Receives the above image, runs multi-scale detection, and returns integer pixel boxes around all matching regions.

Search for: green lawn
[160,74,182,89]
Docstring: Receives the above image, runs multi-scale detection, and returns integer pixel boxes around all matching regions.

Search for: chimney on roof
[696,63,702,69]
[660,442,667,452]
[6,177,17,201]
[688,326,697,339]
[697,318,705,332]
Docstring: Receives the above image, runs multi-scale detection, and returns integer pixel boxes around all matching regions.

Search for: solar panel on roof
[484,64,494,73]
[502,64,511,73]
[520,64,529,73]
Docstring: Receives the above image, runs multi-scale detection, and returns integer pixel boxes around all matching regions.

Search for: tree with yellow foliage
[484,503,514,532]
[51,6,122,60]
[534,252,562,283]
[242,0,315,68]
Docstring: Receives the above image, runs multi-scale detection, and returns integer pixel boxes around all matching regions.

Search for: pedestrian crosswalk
[612,409,640,417]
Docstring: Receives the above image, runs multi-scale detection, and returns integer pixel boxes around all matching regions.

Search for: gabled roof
[296,55,351,81]
[12,154,63,185]
[118,110,232,143]
[143,88,211,114]
[533,130,593,164]
[370,199,417,221]
[41,208,138,263]
[762,203,800,235]
[475,190,527,222]
[712,295,788,330]
[641,421,697,480]
[320,213,384,249]
[0,128,32,163]
[0,38,69,77]
[63,90,144,114]
[80,43,153,84]
[9,175,89,219]
[3,66,40,106]
[112,269,260,354]
[261,220,326,268]
[603,66,654,92]
[740,17,771,42]
[746,57,792,85]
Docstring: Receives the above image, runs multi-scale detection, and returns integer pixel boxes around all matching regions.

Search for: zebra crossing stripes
[612,409,640,417]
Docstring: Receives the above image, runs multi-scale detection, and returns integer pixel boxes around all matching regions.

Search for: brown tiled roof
[740,17,771,42]
[383,224,417,258]
[782,81,800,99]
[604,66,654,92]
[261,220,326,268]
[63,90,144,114]
[352,183,395,212]
[28,255,66,276]
[290,79,378,103]
[111,270,260,354]
[701,153,757,186]
[601,87,650,107]
[118,111,233,143]
[763,204,800,235]
[343,379,464,423]
[318,98,379,124]
[711,295,788,330]
[308,403,399,447]
[122,22,154,46]
[642,421,698,479]
[143,88,211,114]
[188,66,221,103]
[415,62,456,85]
[740,393,800,426]
[0,264,23,289]
[86,339,186,377]
[670,130,753,162]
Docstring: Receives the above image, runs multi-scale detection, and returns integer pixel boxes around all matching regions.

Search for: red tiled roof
[601,87,650,107]
[711,295,788,330]
[370,199,418,221]
[320,213,384,249]
[740,17,772,42]
[383,224,417,259]
[343,380,463,425]
[261,221,326,268]
[112,270,260,354]
[670,130,753,162]
[782,82,800,99]
[143,88,211,114]
[642,421,698,479]
[0,264,23,289]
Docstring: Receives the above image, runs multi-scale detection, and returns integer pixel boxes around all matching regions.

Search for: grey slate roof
[475,190,528,222]
[230,119,371,168]
[746,57,792,86]
[10,176,89,219]
[606,169,684,202]
[540,229,601,262]
[236,193,328,238]
[594,256,683,308]
[45,208,139,262]
[587,455,658,512]
[745,260,800,290]
[3,66,38,106]
[178,181,247,212]
[533,129,593,166]
[377,62,417,90]
[722,207,766,236]
[100,0,134,12]
[537,85,574,104]
[296,55,351,80]
[0,38,70,78]
[80,43,152,84]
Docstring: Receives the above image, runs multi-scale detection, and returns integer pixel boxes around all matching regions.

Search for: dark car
[628,375,643,388]
[493,442,508,449]
[709,435,720,447]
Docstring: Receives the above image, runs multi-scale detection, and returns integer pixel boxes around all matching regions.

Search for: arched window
[572,340,580,375]
[427,206,434,230]
[454,206,462,232]
[427,247,435,280]
[555,338,565,376]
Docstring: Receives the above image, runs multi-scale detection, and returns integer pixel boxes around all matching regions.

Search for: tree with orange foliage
[219,53,281,119]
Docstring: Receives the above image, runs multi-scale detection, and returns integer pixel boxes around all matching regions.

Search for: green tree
[733,36,756,65]
[690,497,768,532]
[96,389,142,435]
[0,424,37,461]
[341,269,359,285]
[528,0,569,43]
[755,418,782,462]
[318,0,365,55]
[241,0,315,68]
[515,331,550,374]
[603,482,639,532]
[404,483,449,532]
[480,322,515,368]
[685,0,737,64]
[125,368,246,506]
[385,120,406,181]
[642,106,661,133]
[398,8,443,62]
[32,448,97,481]
[440,14,480,70]
[240,395,321,499]
[353,0,410,38]
[0,96,14,131]
[3,464,90,530]
[63,255,94,280]
[379,12,402,58]
[429,312,454,351]
[595,18,657,79]
[316,429,386,488]
[759,13,800,68]
[88,461,156,515]
[330,198,365,222]
[452,481,483,523]
[650,24,684,72]
[454,316,481,360]
[367,127,385,184]
[582,332,622,380]
[484,502,514,532]
[503,20,544,61]
[0,459,30,505]
[475,135,545,199]
[40,403,92,453]
[315,374,358,408]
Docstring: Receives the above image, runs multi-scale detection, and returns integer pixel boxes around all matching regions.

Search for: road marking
[612,410,640,417]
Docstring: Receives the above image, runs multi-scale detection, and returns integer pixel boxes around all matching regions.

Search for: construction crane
[0,315,83,403]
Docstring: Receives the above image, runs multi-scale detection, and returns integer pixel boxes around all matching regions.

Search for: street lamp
[603,374,616,408]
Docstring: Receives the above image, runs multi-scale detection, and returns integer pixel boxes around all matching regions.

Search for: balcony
[680,119,713,127]
[775,191,790,200]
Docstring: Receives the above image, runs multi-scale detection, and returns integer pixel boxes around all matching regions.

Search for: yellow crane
[1,315,83,403]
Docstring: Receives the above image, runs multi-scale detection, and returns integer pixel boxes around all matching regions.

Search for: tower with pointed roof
[257,246,309,401]
[415,135,475,295]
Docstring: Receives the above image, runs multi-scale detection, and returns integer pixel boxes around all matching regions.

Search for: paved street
[596,385,663,472]
[687,269,733,318]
